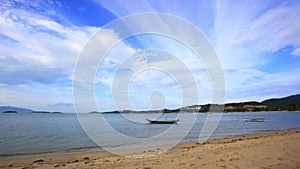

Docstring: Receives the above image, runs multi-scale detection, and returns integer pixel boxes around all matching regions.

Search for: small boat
[243,118,265,122]
[147,118,179,124]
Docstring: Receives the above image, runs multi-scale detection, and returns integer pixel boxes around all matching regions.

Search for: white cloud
[291,48,300,57]
[0,1,137,112]
[224,67,300,102]
[229,4,300,53]
[0,83,74,112]
[93,0,155,17]
[94,45,213,111]
[0,2,98,84]
[215,1,300,68]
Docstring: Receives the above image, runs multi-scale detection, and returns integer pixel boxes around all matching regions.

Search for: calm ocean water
[0,112,299,159]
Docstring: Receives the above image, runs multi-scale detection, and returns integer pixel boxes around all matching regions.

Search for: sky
[0,0,300,112]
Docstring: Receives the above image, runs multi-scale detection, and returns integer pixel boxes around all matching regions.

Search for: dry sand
[1,129,299,169]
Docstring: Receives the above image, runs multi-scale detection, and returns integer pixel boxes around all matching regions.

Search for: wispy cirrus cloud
[0,0,98,85]
[227,2,300,56]
[214,1,300,69]
[225,67,300,102]
[0,0,133,111]
[52,102,74,107]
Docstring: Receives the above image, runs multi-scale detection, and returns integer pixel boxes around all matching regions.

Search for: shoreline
[1,128,299,168]
[1,126,298,160]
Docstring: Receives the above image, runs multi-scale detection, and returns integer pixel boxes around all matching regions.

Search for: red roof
[243,105,255,109]
[224,106,236,110]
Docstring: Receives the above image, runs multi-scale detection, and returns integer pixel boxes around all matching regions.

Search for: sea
[0,112,299,159]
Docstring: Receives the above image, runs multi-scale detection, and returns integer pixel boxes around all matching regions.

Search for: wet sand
[1,129,299,169]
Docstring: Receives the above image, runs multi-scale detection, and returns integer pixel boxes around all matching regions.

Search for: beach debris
[33,159,44,163]
[21,167,29,169]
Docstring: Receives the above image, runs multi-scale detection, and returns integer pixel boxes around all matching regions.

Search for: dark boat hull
[147,119,179,124]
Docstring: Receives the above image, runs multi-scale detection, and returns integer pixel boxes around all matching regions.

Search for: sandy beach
[1,129,299,169]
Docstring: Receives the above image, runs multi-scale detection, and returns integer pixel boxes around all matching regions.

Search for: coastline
[1,129,299,169]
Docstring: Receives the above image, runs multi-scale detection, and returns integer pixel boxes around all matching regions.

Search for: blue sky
[0,0,299,112]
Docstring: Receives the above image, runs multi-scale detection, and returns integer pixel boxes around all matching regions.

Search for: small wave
[65,146,101,151]
[0,150,56,158]
[0,146,103,159]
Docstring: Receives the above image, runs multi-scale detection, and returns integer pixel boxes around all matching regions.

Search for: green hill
[261,94,300,111]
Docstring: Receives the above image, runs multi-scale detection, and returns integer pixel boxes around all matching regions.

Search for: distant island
[0,106,63,114]
[1,94,299,114]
